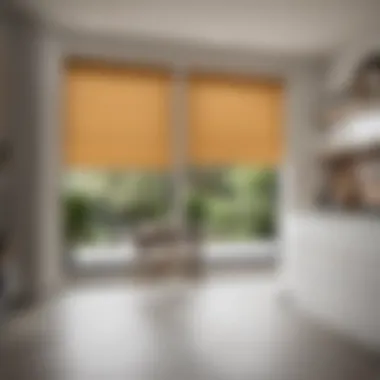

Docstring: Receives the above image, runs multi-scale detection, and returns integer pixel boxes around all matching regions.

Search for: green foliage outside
[63,167,277,244]
[194,167,277,239]
[63,171,171,243]
[186,191,208,229]
[63,194,92,244]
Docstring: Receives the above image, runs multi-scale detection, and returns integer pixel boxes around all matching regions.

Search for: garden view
[63,167,277,246]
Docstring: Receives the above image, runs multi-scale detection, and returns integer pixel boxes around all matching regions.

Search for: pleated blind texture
[64,61,171,169]
[189,74,284,166]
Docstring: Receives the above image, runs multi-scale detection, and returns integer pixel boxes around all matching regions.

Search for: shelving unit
[318,54,380,211]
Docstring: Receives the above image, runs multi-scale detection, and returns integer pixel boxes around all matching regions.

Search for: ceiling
[16,0,380,57]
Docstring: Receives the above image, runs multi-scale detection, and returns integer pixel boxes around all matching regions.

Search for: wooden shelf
[325,98,380,128]
[320,141,380,161]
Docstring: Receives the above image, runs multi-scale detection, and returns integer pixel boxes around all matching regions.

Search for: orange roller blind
[189,74,284,166]
[64,61,171,169]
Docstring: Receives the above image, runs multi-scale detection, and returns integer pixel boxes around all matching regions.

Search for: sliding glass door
[62,62,284,268]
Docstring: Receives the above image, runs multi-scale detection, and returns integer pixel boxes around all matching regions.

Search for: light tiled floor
[0,271,378,380]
